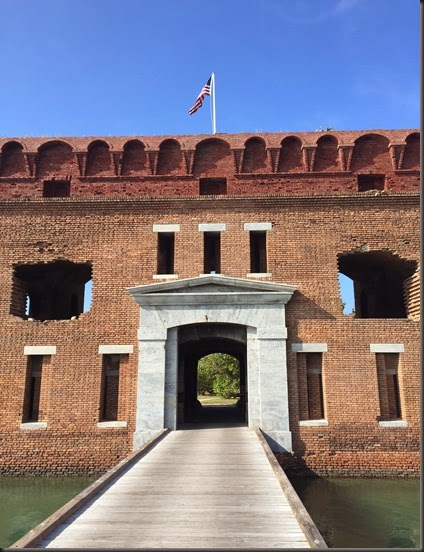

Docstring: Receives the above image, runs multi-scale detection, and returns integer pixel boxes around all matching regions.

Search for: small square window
[357,174,385,192]
[43,180,70,197]
[199,178,227,195]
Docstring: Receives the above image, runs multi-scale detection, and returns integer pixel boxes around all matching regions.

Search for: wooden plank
[16,426,314,549]
[8,429,169,549]
[255,428,328,549]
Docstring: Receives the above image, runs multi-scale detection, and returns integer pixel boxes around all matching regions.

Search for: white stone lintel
[98,345,134,354]
[20,422,48,430]
[378,420,408,428]
[97,421,128,428]
[292,343,328,353]
[24,346,56,356]
[370,343,404,353]
[299,419,329,427]
[153,224,180,233]
[244,222,273,231]
[198,223,226,232]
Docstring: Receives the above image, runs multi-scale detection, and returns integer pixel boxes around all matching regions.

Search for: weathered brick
[0,130,419,477]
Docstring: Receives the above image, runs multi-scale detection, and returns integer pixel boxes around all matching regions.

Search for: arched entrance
[128,275,296,452]
[177,323,247,426]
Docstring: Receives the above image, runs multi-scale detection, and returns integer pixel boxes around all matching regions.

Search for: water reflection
[289,476,420,548]
[0,476,95,547]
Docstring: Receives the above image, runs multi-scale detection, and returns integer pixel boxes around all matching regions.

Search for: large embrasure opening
[10,261,92,320]
[338,250,417,318]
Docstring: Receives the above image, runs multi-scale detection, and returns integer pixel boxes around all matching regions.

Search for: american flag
[188,76,212,115]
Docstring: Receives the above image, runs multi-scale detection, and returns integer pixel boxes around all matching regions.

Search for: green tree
[197,357,215,395]
[197,353,239,398]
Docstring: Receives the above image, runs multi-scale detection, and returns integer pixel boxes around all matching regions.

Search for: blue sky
[2,0,420,313]
[0,0,419,137]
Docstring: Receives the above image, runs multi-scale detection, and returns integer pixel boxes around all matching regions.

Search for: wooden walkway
[16,424,326,549]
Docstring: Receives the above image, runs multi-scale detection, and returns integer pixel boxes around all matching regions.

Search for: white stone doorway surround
[128,275,296,452]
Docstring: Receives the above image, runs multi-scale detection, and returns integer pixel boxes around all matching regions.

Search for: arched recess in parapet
[0,141,27,177]
[241,137,269,173]
[277,136,303,172]
[156,139,183,175]
[36,140,76,178]
[85,140,113,176]
[314,134,339,172]
[121,139,149,176]
[192,138,231,176]
[402,133,420,170]
[350,133,391,173]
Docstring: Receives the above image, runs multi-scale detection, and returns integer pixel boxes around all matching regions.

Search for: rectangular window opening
[100,355,120,421]
[43,179,71,197]
[204,232,221,274]
[199,178,227,195]
[297,352,325,421]
[376,353,402,420]
[23,356,43,422]
[357,174,385,192]
[250,231,267,273]
[376,353,402,421]
[157,232,175,275]
[306,353,324,420]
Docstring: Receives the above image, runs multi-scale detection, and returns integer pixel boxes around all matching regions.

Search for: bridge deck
[36,426,314,548]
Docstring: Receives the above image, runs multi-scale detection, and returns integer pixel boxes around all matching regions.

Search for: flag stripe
[188,76,211,115]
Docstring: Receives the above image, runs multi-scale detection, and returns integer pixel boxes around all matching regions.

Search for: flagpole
[211,72,216,134]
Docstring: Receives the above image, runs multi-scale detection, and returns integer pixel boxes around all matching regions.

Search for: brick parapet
[0,129,419,198]
[0,129,418,150]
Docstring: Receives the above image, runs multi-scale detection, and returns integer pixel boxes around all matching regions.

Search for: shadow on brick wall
[286,292,337,320]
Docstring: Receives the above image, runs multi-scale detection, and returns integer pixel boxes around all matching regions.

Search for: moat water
[290,476,420,548]
[0,475,96,547]
[0,475,420,548]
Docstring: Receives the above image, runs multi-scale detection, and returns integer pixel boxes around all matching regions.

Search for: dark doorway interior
[177,323,247,428]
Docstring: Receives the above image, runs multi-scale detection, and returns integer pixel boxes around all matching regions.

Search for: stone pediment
[128,275,297,306]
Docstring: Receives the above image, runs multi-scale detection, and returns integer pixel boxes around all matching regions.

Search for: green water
[0,475,420,548]
[0,476,96,547]
[290,476,421,548]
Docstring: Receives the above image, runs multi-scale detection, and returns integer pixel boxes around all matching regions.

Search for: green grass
[197,394,237,405]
